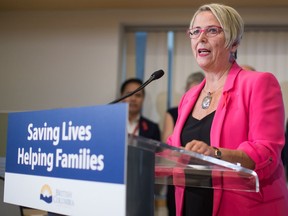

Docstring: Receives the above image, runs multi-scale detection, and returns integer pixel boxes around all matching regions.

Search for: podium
[128,135,259,215]
[4,105,259,216]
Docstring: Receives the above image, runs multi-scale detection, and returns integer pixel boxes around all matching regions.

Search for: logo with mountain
[40,184,53,204]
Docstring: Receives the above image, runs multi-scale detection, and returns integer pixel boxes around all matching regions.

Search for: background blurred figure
[162,71,204,216]
[120,78,162,213]
[120,78,161,140]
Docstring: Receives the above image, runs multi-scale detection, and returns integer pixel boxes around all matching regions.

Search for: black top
[166,107,179,216]
[167,107,178,124]
[282,121,288,164]
[282,120,288,179]
[180,111,215,216]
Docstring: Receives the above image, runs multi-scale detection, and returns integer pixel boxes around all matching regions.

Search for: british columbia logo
[40,184,52,204]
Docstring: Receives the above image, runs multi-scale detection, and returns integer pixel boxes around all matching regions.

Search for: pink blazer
[167,62,288,216]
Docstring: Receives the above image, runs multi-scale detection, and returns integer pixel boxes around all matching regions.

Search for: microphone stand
[109,70,164,104]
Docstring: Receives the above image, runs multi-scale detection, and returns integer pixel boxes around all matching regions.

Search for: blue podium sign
[4,104,128,215]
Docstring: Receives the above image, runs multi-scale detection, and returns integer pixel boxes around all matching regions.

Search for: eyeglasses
[186,26,223,39]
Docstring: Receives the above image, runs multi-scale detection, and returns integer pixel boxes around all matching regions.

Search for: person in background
[120,78,162,213]
[167,3,288,216]
[120,78,161,141]
[162,71,204,216]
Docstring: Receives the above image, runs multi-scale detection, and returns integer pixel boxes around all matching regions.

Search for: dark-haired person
[120,78,161,212]
[120,78,160,141]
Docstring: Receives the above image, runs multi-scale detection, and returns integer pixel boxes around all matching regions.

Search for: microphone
[109,69,164,104]
[151,69,165,80]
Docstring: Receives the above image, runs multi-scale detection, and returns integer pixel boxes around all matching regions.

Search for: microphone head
[151,70,164,80]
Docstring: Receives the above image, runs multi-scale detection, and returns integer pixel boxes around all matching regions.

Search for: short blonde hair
[190,3,244,49]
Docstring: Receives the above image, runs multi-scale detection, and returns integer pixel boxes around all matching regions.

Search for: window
[121,26,288,127]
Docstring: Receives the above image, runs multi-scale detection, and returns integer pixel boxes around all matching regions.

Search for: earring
[229,52,235,63]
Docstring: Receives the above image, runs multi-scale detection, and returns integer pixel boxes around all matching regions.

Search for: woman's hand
[185,140,215,157]
[185,139,255,169]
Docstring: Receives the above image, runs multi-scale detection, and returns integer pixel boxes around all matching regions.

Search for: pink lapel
[173,81,206,147]
[211,62,242,148]
[211,62,242,216]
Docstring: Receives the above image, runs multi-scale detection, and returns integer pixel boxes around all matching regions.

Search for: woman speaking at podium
[166,3,288,216]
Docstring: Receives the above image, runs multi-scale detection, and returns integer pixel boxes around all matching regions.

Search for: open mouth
[198,48,210,54]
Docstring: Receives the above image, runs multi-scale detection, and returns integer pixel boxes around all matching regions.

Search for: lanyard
[130,123,140,136]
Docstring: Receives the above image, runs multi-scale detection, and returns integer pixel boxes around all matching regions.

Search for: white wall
[0,8,287,112]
